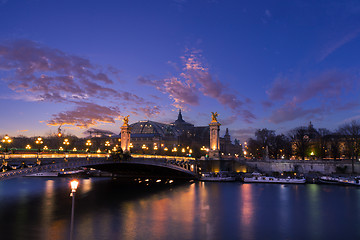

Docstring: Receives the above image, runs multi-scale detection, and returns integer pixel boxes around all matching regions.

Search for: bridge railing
[0,154,199,180]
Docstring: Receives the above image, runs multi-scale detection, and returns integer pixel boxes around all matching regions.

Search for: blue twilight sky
[0,0,360,141]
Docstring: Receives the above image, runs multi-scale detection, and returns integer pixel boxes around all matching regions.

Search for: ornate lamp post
[85,139,92,153]
[69,180,79,240]
[63,138,70,152]
[1,134,12,153]
[35,137,43,152]
[35,137,43,162]
[105,140,110,153]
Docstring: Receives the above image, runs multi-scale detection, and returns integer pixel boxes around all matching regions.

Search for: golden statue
[123,115,129,126]
[211,112,218,122]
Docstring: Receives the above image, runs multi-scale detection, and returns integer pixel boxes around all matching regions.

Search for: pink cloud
[0,39,159,129]
[0,39,147,104]
[138,106,161,118]
[47,102,121,128]
[138,49,256,123]
[266,70,357,123]
[138,76,199,108]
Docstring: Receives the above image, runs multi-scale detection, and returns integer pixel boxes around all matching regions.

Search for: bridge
[0,153,199,181]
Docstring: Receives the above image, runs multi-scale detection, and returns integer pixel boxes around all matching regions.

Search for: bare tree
[339,120,360,173]
[254,128,275,159]
[316,128,331,160]
[328,132,341,161]
[272,134,290,160]
[288,127,311,160]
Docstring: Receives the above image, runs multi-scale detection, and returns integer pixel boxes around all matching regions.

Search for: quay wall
[245,160,360,174]
[198,159,360,174]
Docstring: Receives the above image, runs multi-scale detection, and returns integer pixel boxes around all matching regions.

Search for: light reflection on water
[239,184,254,240]
[1,178,360,240]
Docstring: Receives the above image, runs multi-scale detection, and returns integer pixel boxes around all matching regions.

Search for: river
[0,178,360,240]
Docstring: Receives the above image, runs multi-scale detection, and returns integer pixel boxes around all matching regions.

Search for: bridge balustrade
[0,153,198,180]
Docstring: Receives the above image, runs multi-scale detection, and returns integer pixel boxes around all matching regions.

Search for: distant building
[117,110,241,158]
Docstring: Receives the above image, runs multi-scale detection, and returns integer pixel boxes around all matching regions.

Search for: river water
[0,178,360,240]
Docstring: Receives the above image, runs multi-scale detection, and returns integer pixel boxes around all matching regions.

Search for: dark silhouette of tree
[316,128,331,160]
[272,134,290,160]
[339,120,360,173]
[288,126,311,160]
[254,128,275,159]
[328,132,341,160]
[247,138,262,159]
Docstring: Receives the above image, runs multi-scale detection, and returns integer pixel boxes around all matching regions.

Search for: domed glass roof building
[129,120,181,138]
[121,110,210,154]
[116,110,241,158]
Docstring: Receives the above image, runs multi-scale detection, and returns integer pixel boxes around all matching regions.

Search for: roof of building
[129,120,181,137]
[171,109,194,127]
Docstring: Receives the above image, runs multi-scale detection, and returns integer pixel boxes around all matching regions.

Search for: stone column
[121,115,131,153]
[209,112,221,160]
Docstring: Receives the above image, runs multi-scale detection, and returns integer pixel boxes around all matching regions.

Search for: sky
[1,0,360,141]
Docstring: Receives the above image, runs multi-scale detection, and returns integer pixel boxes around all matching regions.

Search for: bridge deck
[0,156,198,181]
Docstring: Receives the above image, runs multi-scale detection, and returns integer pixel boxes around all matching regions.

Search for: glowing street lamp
[25,144,31,150]
[85,140,92,153]
[63,138,70,152]
[105,140,110,152]
[35,137,43,153]
[69,180,79,240]
[1,134,12,152]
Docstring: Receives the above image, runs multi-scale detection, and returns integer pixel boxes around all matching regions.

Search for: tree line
[246,120,360,167]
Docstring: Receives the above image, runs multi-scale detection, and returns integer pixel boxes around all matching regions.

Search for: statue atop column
[123,115,129,126]
[121,115,131,153]
[209,112,221,160]
[211,112,218,122]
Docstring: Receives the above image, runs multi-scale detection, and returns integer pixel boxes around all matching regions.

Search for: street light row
[1,134,211,156]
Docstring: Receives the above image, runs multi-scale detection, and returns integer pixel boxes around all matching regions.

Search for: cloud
[266,75,297,101]
[183,50,256,122]
[17,129,29,133]
[231,127,257,141]
[269,104,323,124]
[262,101,273,108]
[0,39,146,104]
[138,75,199,108]
[266,70,356,123]
[163,77,199,107]
[137,106,161,118]
[318,28,360,62]
[47,102,121,128]
[221,115,237,125]
[335,102,360,111]
[138,49,256,123]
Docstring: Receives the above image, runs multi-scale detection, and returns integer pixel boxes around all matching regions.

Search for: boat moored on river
[243,173,306,184]
[200,172,236,182]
